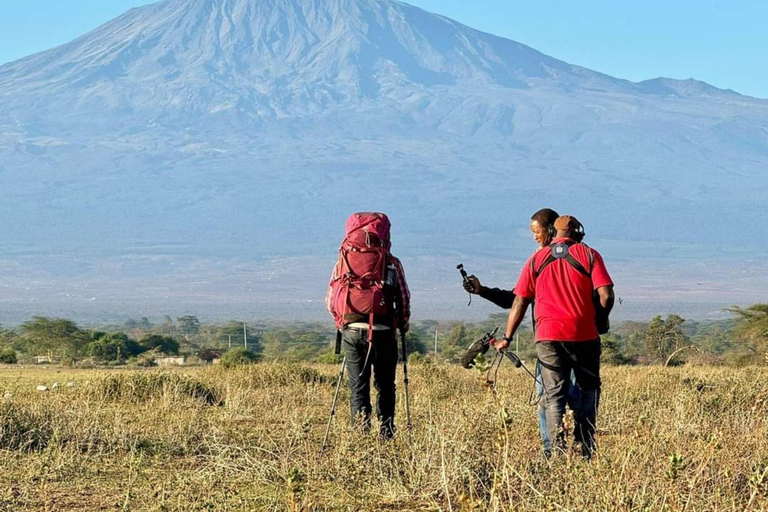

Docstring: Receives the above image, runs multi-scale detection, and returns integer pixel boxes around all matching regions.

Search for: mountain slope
[0,0,767,320]
[0,0,638,122]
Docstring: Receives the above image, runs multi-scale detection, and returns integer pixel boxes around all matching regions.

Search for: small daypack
[329,213,394,338]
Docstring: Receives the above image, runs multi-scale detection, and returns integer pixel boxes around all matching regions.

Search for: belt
[346,322,391,331]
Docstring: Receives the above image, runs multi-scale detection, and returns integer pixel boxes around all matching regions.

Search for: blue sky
[1,0,766,98]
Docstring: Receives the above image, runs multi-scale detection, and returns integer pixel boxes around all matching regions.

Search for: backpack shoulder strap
[533,253,556,279]
[534,240,592,279]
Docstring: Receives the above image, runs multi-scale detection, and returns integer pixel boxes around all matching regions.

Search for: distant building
[35,356,60,364]
[156,356,186,367]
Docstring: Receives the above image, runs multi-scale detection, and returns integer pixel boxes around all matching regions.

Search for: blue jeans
[536,363,580,454]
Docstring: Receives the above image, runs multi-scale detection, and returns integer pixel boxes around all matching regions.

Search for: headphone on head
[547,224,557,241]
[550,216,586,242]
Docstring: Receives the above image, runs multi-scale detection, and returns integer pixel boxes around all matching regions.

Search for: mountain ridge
[0,0,767,321]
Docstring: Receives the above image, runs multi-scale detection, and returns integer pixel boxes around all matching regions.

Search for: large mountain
[1,0,767,322]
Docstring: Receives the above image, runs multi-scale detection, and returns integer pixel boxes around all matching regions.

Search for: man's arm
[496,295,533,351]
[479,286,516,310]
[325,261,342,328]
[464,276,516,309]
[393,257,411,333]
[596,285,615,316]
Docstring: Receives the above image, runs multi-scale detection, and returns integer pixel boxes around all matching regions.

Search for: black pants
[342,327,399,436]
[536,339,601,456]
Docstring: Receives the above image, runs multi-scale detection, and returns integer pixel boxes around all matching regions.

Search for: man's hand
[503,295,533,352]
[463,275,482,294]
[494,337,510,352]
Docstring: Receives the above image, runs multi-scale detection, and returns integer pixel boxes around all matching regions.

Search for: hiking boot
[379,419,396,439]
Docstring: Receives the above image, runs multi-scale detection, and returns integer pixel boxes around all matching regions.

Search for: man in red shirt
[495,215,615,458]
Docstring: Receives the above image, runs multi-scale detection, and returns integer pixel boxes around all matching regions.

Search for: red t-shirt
[514,238,613,342]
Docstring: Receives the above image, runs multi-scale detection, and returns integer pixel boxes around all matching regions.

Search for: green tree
[0,347,17,364]
[197,348,223,363]
[441,323,470,362]
[220,347,259,368]
[177,315,201,340]
[644,315,688,363]
[88,332,145,362]
[404,330,428,356]
[727,304,768,364]
[0,328,24,353]
[601,333,629,365]
[139,334,180,355]
[216,321,260,352]
[18,317,89,359]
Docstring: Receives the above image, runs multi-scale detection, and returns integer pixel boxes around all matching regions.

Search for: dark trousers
[536,364,580,454]
[536,340,601,456]
[342,327,398,436]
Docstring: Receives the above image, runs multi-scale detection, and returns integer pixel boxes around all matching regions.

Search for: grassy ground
[0,362,767,511]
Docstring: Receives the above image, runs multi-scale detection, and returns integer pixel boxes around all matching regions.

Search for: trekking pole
[400,332,413,431]
[321,355,347,453]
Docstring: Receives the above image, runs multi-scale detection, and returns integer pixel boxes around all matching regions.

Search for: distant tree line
[0,304,766,366]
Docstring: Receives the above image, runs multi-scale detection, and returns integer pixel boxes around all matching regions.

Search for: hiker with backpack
[326,212,411,438]
[462,208,581,457]
[495,215,615,458]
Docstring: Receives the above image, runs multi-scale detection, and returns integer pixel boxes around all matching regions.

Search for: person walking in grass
[495,215,614,458]
[326,212,411,438]
[462,208,581,457]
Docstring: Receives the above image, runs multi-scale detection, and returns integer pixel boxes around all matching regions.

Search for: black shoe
[379,419,396,439]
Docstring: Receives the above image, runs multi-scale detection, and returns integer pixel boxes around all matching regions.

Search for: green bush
[139,335,180,355]
[220,347,259,368]
[0,348,17,364]
[88,332,145,362]
[314,351,343,364]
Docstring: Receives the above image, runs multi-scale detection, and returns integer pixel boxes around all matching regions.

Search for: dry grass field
[1,362,767,511]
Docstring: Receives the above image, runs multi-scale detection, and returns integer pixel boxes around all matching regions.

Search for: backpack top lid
[344,212,391,248]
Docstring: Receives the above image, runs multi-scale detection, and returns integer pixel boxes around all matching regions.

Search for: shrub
[0,348,17,364]
[0,402,55,451]
[198,348,223,364]
[220,347,259,368]
[89,373,222,405]
[214,362,331,388]
[314,351,343,364]
[139,335,180,355]
[127,349,160,368]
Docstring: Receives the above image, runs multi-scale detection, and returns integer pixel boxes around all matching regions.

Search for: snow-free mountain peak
[0,0,640,121]
[0,0,767,322]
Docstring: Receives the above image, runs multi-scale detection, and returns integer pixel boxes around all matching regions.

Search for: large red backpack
[329,213,393,337]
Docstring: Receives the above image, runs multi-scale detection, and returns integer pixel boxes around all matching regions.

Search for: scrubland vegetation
[0,362,766,511]
[1,303,767,368]
[0,305,766,510]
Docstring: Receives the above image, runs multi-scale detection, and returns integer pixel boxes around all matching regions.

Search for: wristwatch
[501,335,514,343]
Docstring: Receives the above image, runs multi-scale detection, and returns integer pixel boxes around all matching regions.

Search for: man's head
[554,215,585,241]
[530,208,559,248]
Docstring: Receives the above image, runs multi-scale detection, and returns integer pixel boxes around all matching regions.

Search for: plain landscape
[0,364,767,511]
[1,0,768,511]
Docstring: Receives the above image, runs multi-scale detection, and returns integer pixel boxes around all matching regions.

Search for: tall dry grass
[0,363,766,511]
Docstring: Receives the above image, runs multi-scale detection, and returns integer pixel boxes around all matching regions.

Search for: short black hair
[530,208,559,228]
